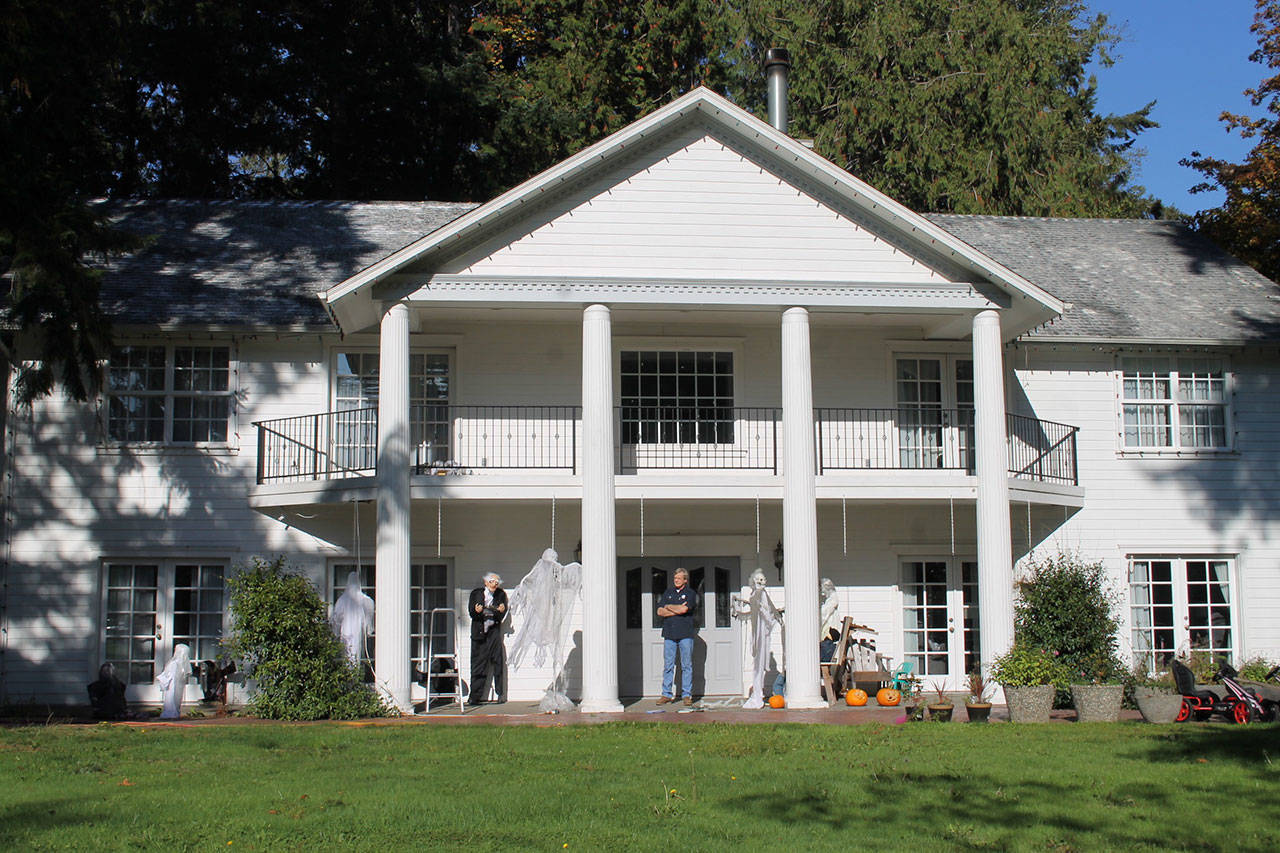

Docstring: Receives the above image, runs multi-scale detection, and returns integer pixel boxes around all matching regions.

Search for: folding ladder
[424,607,465,711]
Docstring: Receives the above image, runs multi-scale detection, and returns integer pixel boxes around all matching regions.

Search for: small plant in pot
[900,674,926,721]
[965,669,993,723]
[1130,661,1183,724]
[927,680,954,722]
[991,643,1071,723]
[1071,650,1126,722]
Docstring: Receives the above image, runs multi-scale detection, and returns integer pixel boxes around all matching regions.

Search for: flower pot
[927,703,954,722]
[904,702,926,721]
[1003,684,1054,723]
[1071,684,1124,722]
[1134,687,1184,724]
[965,702,992,723]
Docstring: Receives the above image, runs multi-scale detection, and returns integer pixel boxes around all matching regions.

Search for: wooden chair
[820,617,855,704]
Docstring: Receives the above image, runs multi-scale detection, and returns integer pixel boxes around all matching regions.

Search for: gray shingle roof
[97,200,1280,343]
[98,199,475,327]
[926,215,1280,342]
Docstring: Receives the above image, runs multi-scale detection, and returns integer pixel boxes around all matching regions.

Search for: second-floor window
[1120,357,1229,451]
[620,350,734,444]
[106,345,232,443]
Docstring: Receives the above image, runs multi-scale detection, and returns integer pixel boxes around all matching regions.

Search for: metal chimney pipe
[764,47,791,134]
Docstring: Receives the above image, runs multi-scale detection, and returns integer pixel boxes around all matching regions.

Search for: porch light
[773,540,784,582]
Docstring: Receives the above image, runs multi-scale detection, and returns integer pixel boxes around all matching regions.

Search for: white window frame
[330,347,454,461]
[1126,554,1239,673]
[1115,354,1234,454]
[103,341,238,447]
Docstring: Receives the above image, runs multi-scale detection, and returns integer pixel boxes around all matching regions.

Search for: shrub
[990,643,1072,688]
[225,557,392,720]
[1013,551,1124,684]
[1238,656,1278,682]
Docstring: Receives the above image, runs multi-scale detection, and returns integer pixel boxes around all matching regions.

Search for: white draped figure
[157,643,192,719]
[332,571,375,663]
[819,577,840,643]
[732,568,784,709]
[508,548,582,712]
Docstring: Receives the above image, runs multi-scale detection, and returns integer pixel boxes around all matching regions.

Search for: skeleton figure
[732,568,784,709]
[157,644,192,720]
[332,571,375,663]
[508,548,582,712]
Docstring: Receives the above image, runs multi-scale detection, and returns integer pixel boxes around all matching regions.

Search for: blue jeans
[662,637,694,699]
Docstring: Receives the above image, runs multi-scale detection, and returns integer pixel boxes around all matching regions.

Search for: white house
[3,85,1278,711]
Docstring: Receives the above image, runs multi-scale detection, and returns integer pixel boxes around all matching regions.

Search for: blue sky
[1086,1,1263,215]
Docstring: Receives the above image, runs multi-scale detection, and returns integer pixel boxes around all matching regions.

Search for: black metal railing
[615,406,779,472]
[815,407,976,472]
[256,405,1078,486]
[1007,413,1079,485]
[254,405,580,483]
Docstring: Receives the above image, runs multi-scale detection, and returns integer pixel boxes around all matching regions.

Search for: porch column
[579,304,623,712]
[973,309,1015,670]
[781,307,823,709]
[375,302,412,712]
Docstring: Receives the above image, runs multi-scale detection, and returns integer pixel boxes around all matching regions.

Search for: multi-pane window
[620,350,734,444]
[895,357,972,469]
[331,562,452,681]
[102,561,226,686]
[1121,357,1229,450]
[902,560,950,676]
[333,352,451,468]
[107,345,232,443]
[1129,556,1234,674]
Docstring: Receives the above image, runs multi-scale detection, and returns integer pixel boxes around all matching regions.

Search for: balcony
[254,406,1078,487]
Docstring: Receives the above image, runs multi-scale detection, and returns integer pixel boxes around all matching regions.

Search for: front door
[900,559,980,691]
[618,557,741,697]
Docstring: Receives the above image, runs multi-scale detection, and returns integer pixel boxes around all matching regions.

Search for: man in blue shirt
[656,567,699,706]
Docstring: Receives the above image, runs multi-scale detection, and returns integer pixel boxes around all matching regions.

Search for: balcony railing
[254,406,1079,486]
[616,406,778,472]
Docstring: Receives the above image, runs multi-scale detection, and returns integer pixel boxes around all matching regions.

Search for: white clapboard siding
[441,130,951,285]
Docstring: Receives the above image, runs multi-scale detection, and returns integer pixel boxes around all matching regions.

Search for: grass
[1,720,1278,851]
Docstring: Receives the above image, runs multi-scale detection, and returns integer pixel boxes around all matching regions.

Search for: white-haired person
[468,572,508,705]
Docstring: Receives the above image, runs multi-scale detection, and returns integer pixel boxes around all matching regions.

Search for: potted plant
[1071,650,1125,722]
[927,680,954,722]
[1131,662,1184,724]
[965,669,993,723]
[900,674,926,721]
[991,643,1070,723]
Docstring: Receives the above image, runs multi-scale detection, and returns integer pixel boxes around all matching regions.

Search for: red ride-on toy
[1171,659,1276,723]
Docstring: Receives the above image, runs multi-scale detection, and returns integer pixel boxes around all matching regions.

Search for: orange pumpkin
[768,694,786,709]
[876,688,902,707]
[845,689,869,707]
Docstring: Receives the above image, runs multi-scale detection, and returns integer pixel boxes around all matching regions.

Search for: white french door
[900,559,980,690]
[1129,556,1237,672]
[102,561,226,701]
[895,356,974,471]
[617,558,741,697]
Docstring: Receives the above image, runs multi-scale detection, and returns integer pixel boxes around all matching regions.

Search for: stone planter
[1003,685,1054,722]
[1134,687,1184,723]
[965,702,992,723]
[1071,684,1124,722]
[927,703,954,722]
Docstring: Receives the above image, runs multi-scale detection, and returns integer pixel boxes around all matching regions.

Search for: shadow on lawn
[1127,724,1280,776]
[0,797,99,845]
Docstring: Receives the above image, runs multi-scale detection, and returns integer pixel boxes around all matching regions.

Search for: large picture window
[1120,357,1229,451]
[620,350,734,444]
[106,345,232,443]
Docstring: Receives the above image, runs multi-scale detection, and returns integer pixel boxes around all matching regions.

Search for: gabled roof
[322,87,1064,335]
[929,216,1280,343]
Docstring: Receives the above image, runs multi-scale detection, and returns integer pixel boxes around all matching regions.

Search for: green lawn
[1,720,1277,851]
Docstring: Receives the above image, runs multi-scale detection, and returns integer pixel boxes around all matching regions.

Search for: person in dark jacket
[468,572,508,705]
[656,567,699,706]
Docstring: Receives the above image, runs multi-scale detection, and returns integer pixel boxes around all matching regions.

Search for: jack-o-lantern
[768,694,786,709]
[845,689,869,706]
[876,688,902,707]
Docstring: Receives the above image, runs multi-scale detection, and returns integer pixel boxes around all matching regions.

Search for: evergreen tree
[1184,0,1280,281]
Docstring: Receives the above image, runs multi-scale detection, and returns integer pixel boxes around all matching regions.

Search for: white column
[579,304,623,712]
[973,309,1015,670]
[781,307,824,709]
[375,302,412,712]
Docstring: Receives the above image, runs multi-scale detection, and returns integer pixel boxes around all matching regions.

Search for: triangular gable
[325,87,1063,335]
